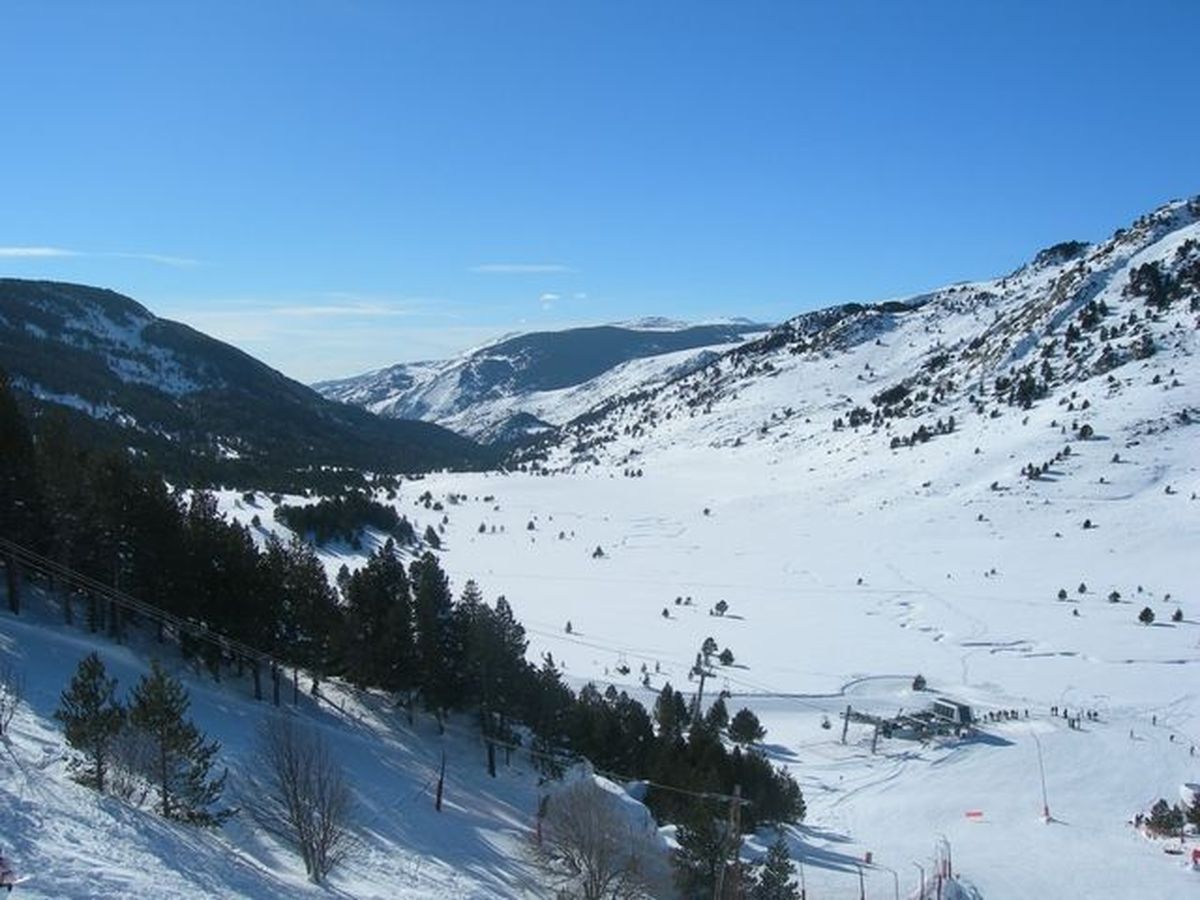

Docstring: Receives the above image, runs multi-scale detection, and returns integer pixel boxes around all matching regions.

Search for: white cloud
[0,246,198,267]
[270,302,421,318]
[0,246,77,258]
[101,251,199,268]
[470,263,574,274]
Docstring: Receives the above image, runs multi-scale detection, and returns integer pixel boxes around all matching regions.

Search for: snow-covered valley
[2,197,1199,898]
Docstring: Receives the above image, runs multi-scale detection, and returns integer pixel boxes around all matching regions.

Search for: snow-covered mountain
[0,280,489,485]
[517,197,1200,477]
[313,320,765,444]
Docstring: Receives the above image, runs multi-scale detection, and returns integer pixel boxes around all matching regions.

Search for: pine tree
[705,696,730,732]
[654,683,690,742]
[340,541,413,689]
[265,534,340,673]
[410,552,454,727]
[751,832,800,900]
[673,804,740,899]
[0,368,46,612]
[729,708,767,745]
[128,661,229,824]
[55,653,124,793]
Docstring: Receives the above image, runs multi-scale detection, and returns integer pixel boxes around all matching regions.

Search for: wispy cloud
[270,302,422,319]
[0,246,76,258]
[0,245,199,267]
[470,263,574,274]
[102,251,199,268]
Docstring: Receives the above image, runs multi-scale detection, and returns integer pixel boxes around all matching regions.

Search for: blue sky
[2,1,1197,382]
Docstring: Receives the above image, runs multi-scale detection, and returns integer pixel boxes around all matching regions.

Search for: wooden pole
[714,785,742,899]
[842,704,852,744]
[435,751,446,812]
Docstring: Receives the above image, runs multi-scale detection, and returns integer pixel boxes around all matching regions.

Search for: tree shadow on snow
[756,741,801,762]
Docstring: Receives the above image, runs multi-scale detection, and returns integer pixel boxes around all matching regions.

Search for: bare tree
[0,660,23,738]
[530,778,654,900]
[109,726,155,806]
[255,714,354,883]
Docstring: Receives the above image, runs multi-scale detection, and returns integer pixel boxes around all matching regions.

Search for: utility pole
[842,704,852,743]
[1032,731,1051,821]
[714,785,742,900]
[692,651,711,725]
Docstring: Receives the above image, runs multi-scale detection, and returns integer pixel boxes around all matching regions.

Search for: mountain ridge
[313,320,768,443]
[512,196,1200,475]
[0,279,492,489]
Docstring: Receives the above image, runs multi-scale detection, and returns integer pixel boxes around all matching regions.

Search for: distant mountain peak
[316,319,768,443]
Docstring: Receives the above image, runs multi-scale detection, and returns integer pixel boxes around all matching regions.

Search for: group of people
[982,708,1027,722]
[1050,705,1100,730]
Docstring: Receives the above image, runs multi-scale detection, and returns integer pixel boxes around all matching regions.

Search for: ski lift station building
[931,697,974,727]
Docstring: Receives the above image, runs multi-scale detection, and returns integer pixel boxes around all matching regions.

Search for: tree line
[273,492,415,547]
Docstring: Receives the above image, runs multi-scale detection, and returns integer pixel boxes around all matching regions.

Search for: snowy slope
[0,595,597,899]
[518,197,1199,478]
[313,321,764,443]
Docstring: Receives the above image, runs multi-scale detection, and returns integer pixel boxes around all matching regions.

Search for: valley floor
[395,430,1199,898]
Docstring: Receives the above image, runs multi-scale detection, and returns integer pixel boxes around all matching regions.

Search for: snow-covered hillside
[313,321,764,443]
[0,596,560,899]
[518,197,1199,477]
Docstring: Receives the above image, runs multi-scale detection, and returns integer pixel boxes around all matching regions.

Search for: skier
[0,849,16,891]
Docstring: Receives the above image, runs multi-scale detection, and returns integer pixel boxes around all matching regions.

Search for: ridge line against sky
[1,1,1197,382]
